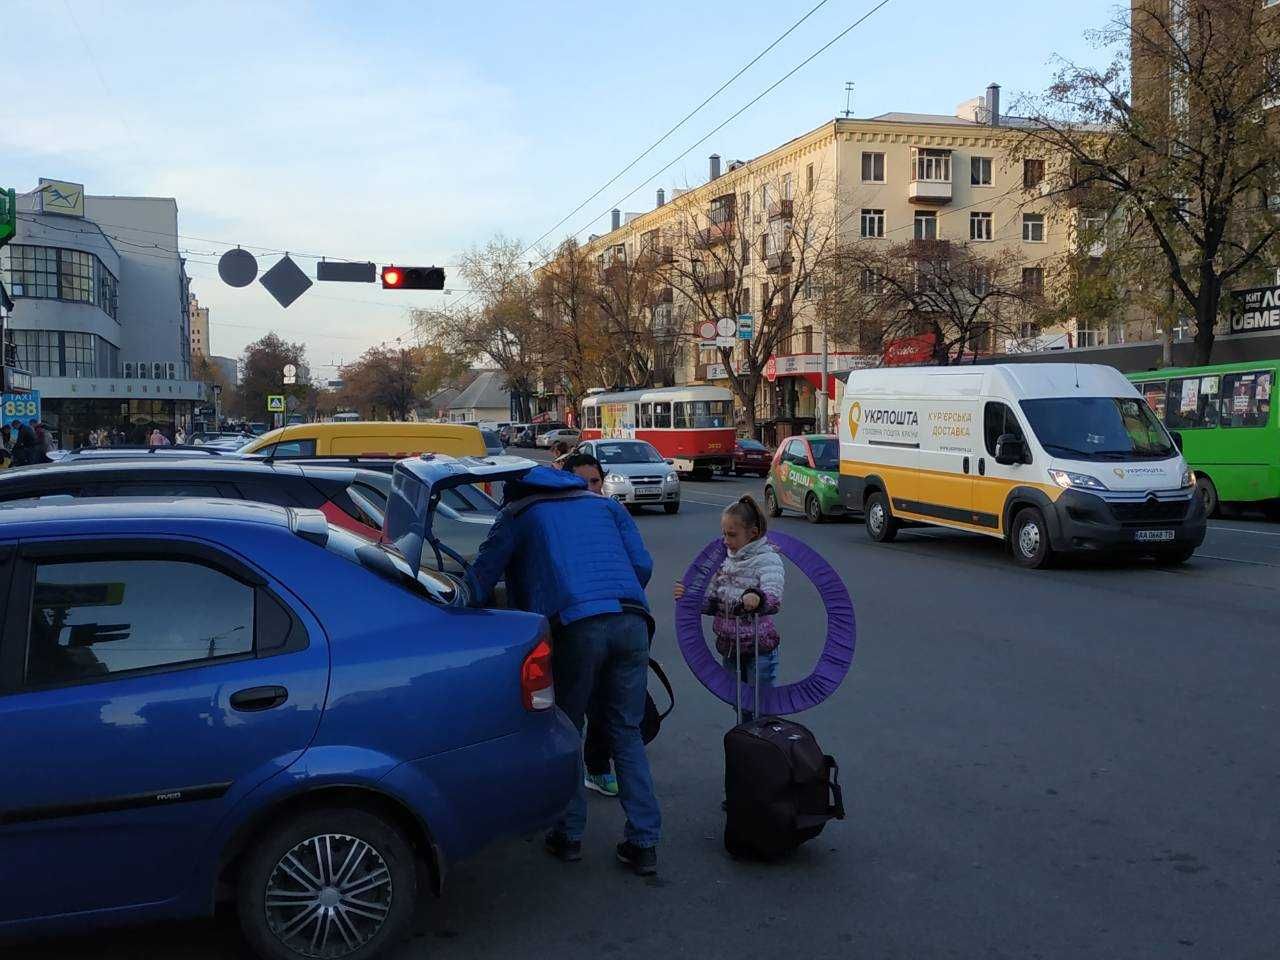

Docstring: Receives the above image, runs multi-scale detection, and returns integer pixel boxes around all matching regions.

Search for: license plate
[1134,530,1175,542]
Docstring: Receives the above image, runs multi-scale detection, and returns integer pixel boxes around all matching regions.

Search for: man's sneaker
[585,772,620,797]
[616,841,658,877]
[545,831,582,862]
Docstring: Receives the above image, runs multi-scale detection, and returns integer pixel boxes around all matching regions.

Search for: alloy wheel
[264,833,393,959]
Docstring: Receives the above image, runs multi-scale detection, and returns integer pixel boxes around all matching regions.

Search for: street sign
[737,313,754,340]
[2,390,40,427]
[317,261,376,283]
[283,363,297,386]
[716,317,736,338]
[764,356,778,383]
[259,254,313,308]
[0,188,15,247]
[697,319,717,346]
[267,395,286,413]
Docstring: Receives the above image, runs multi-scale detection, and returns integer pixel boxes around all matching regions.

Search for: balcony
[696,220,735,247]
[908,178,953,204]
[768,198,794,221]
[765,252,794,275]
[703,269,735,291]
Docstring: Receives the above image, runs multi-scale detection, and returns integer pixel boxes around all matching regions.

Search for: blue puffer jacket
[465,466,653,626]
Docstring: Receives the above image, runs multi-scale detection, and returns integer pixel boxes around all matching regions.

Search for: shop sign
[1229,285,1280,334]
[883,333,937,366]
[2,390,41,427]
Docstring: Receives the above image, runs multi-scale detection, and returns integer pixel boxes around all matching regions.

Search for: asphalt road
[27,458,1280,960]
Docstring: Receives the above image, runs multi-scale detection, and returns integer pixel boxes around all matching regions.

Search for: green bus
[1128,360,1277,517]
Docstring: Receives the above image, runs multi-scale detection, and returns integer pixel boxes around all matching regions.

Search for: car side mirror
[1170,430,1184,452]
[994,434,1028,466]
[665,458,675,465]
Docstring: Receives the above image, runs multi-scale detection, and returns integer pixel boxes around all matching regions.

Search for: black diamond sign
[259,254,312,308]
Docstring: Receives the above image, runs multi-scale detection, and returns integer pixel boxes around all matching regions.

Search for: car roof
[0,496,292,530]
[0,457,364,485]
[252,421,485,445]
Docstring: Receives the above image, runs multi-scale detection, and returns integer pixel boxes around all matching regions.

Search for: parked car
[191,431,256,449]
[764,434,845,523]
[516,422,568,448]
[0,456,501,562]
[500,423,528,446]
[0,483,578,959]
[537,428,581,449]
[576,438,680,514]
[480,428,505,457]
[730,438,773,477]
[20,445,235,468]
[241,422,486,460]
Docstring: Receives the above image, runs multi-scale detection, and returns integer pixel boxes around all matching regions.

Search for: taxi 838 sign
[2,391,41,428]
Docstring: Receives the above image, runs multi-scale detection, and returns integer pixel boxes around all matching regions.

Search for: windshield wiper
[1043,443,1105,458]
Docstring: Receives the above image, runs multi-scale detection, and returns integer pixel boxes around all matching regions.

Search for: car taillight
[521,635,555,711]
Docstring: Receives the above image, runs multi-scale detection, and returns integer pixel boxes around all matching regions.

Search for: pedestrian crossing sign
[267,395,285,413]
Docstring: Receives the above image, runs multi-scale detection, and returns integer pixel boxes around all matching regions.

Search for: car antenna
[1074,364,1080,389]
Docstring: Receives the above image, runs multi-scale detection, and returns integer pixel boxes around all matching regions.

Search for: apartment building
[577,85,1082,437]
[188,293,209,358]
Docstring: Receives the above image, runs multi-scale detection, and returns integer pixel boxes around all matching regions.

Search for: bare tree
[535,238,607,409]
[1016,0,1280,364]
[829,239,1042,364]
[662,169,839,436]
[592,232,672,388]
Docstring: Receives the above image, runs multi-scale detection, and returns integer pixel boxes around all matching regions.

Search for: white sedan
[537,428,581,449]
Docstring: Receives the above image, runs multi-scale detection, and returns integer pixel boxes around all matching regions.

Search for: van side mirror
[1170,430,1184,452]
[994,434,1028,466]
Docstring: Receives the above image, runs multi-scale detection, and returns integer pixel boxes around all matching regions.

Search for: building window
[1022,213,1046,242]
[806,163,815,192]
[761,234,772,259]
[1021,267,1045,296]
[971,156,993,186]
[1023,158,1046,189]
[860,208,885,238]
[802,277,815,300]
[740,192,750,220]
[1077,319,1103,348]
[2,244,118,319]
[59,249,94,303]
[741,287,751,313]
[12,330,102,377]
[782,173,793,201]
[969,266,991,296]
[6,245,58,298]
[861,152,885,183]
[970,212,993,241]
[859,268,880,294]
[913,149,951,182]
[914,210,938,240]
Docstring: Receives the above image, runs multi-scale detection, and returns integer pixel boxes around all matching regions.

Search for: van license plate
[1135,530,1175,542]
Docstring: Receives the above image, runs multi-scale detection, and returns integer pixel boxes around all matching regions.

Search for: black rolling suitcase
[724,615,845,859]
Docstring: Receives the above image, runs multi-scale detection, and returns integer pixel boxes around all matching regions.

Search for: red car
[731,438,774,477]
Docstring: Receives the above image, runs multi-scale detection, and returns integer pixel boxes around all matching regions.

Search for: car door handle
[978,457,986,476]
[230,685,289,712]
[963,456,970,474]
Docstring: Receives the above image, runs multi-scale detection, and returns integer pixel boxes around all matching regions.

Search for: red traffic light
[380,265,445,290]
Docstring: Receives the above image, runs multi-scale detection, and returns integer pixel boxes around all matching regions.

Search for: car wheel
[664,502,680,515]
[1010,507,1053,569]
[864,491,898,543]
[804,493,825,524]
[764,486,782,518]
[1195,475,1219,518]
[237,808,418,960]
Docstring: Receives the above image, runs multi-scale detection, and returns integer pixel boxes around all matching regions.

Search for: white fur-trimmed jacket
[701,537,785,656]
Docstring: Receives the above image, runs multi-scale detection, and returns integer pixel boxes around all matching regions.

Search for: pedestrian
[31,421,53,464]
[674,495,784,724]
[148,426,169,447]
[560,452,618,797]
[465,463,662,875]
[175,426,187,445]
[550,439,573,465]
[11,420,37,466]
[0,424,11,469]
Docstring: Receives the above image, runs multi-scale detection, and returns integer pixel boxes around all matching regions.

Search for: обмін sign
[1230,285,1280,334]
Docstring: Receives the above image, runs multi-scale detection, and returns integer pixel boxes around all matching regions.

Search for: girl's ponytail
[723,494,767,539]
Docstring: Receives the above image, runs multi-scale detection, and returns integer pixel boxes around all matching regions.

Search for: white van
[837,364,1207,567]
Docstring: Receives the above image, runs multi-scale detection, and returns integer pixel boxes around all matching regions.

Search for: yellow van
[242,422,486,459]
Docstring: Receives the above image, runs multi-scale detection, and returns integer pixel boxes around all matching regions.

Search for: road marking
[1194,552,1279,568]
[1206,524,1280,539]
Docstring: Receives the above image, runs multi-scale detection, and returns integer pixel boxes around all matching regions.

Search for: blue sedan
[0,460,579,959]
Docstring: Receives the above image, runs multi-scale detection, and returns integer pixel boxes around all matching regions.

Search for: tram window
[672,403,687,429]
[639,403,653,429]
[653,402,672,429]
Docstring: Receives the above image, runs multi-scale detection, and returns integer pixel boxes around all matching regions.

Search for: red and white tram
[579,386,735,477]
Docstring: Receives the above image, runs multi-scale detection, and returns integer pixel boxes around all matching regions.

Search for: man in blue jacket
[465,465,661,876]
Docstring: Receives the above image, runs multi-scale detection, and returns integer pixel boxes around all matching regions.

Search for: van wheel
[864,491,898,543]
[1010,507,1053,569]
[238,808,417,960]
[764,486,782,518]
[804,493,825,524]
[1155,546,1196,565]
[1195,475,1219,518]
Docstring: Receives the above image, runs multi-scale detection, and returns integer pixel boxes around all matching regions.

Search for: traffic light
[381,265,445,290]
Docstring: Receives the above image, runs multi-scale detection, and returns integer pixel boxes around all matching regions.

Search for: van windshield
[1019,397,1176,461]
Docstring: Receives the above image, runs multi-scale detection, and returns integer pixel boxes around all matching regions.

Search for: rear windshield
[739,439,767,451]
[324,526,458,604]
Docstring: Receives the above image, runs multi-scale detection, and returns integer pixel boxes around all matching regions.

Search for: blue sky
[3,0,1122,376]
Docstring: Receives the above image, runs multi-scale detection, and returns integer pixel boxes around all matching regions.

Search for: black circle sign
[218,248,259,288]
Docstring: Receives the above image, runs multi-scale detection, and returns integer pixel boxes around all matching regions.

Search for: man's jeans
[552,612,661,848]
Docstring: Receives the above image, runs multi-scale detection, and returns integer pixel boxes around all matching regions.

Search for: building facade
[188,293,209,358]
[572,86,1084,440]
[0,181,205,447]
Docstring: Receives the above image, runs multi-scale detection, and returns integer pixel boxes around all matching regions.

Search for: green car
[763,434,844,523]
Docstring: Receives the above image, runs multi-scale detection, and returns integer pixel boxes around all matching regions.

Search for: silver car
[577,439,681,514]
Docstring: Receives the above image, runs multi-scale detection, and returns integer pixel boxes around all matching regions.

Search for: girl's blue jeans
[723,648,779,723]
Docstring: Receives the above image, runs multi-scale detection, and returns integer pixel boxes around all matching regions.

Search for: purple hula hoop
[674,531,856,715]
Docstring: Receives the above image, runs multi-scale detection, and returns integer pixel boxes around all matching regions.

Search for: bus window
[1220,371,1273,428]
[653,402,671,428]
[1139,381,1168,422]
[1165,376,1219,430]
[639,404,653,429]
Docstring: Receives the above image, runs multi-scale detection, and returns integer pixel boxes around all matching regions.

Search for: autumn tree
[191,352,239,420]
[339,344,465,421]
[828,239,1043,364]
[536,238,609,405]
[421,235,542,421]
[662,168,839,435]
[591,231,675,388]
[1016,0,1280,364]
[238,333,308,422]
